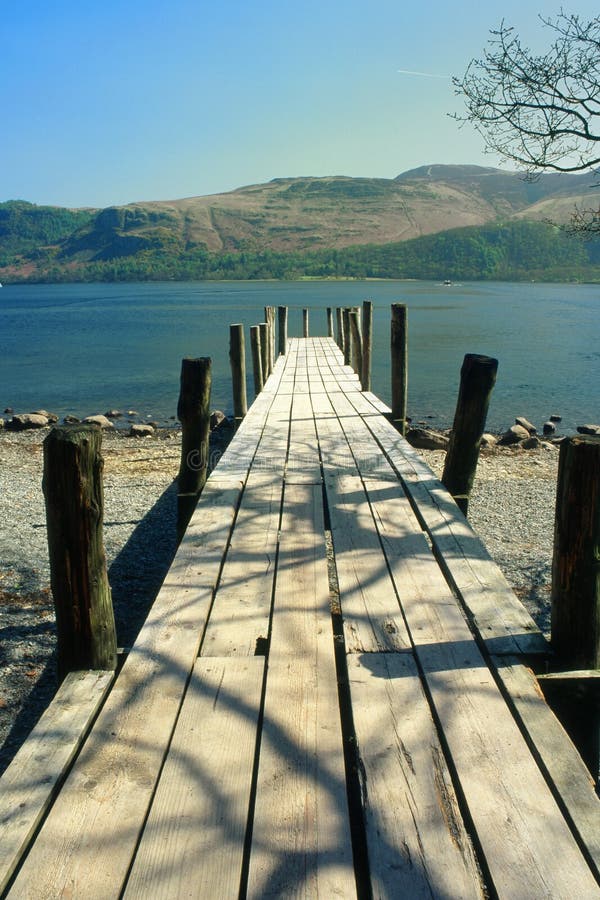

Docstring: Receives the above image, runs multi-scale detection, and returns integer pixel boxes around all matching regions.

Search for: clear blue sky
[2,0,598,208]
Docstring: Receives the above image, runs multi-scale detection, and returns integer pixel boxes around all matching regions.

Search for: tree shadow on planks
[108,480,178,651]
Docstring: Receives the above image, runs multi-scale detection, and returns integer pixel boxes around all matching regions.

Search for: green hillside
[1,166,599,283]
[7,220,597,284]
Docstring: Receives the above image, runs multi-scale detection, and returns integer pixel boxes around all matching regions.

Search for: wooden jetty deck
[2,337,600,898]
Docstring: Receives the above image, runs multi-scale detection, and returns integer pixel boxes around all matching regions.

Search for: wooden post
[229,323,248,428]
[250,324,264,395]
[551,435,600,669]
[278,305,288,356]
[441,353,498,516]
[391,303,408,435]
[269,306,276,371]
[326,307,334,338]
[42,424,117,681]
[177,357,212,541]
[259,322,270,386]
[336,307,344,353]
[349,308,363,381]
[264,306,275,375]
[303,307,309,338]
[361,300,373,392]
[343,308,351,366]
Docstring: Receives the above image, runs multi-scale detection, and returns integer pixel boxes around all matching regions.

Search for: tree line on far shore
[3,219,598,284]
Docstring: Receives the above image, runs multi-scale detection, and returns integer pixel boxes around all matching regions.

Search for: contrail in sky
[397,69,451,79]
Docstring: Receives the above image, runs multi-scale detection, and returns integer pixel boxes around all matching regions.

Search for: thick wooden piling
[336,307,344,354]
[278,305,288,356]
[551,434,600,669]
[303,308,309,338]
[259,322,270,385]
[441,353,498,516]
[43,424,117,681]
[326,307,334,338]
[250,325,264,395]
[229,323,248,427]
[177,357,212,541]
[361,300,373,392]
[349,308,363,382]
[391,303,408,435]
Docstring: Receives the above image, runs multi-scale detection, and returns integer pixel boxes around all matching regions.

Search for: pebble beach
[0,424,560,774]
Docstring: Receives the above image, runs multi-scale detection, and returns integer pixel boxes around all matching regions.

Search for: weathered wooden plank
[124,657,264,898]
[246,479,355,897]
[367,480,600,898]
[492,655,600,882]
[0,670,113,893]
[201,389,292,657]
[348,654,484,899]
[5,378,286,898]
[311,387,411,653]
[335,384,548,657]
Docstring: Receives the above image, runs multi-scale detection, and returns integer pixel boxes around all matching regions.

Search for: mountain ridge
[1,164,598,281]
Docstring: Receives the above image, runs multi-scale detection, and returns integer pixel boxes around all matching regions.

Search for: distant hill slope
[1,164,598,281]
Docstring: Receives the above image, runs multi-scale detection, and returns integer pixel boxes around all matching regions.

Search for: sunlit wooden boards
[124,658,265,897]
[309,336,600,898]
[309,350,485,897]
[6,356,291,898]
[246,366,355,897]
[6,336,600,898]
[0,670,113,894]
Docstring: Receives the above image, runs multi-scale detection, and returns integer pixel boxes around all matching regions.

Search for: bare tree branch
[453,12,600,185]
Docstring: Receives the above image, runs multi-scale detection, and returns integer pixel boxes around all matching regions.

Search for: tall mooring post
[361,300,373,392]
[391,303,408,434]
[177,357,212,541]
[326,307,334,338]
[250,324,264,395]
[229,323,248,428]
[264,306,275,375]
[336,307,345,354]
[43,424,117,681]
[259,322,270,385]
[278,305,288,356]
[343,308,351,366]
[303,308,309,338]
[441,353,498,516]
[551,434,600,669]
[349,308,363,382]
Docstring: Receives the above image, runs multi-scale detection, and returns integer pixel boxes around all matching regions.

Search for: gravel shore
[0,426,559,774]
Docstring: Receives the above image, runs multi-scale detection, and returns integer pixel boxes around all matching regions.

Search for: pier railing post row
[361,299,373,392]
[349,308,363,382]
[391,303,408,435]
[335,307,344,353]
[42,424,117,681]
[250,324,264,395]
[303,307,309,338]
[177,357,212,541]
[551,434,600,669]
[441,353,498,517]
[229,323,248,430]
[278,305,288,356]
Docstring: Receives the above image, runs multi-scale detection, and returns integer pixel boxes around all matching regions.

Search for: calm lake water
[0,280,598,433]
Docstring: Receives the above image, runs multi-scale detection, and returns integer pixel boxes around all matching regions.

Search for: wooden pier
[1,337,599,898]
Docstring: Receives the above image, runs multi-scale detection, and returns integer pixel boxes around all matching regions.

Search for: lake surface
[0,280,598,433]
